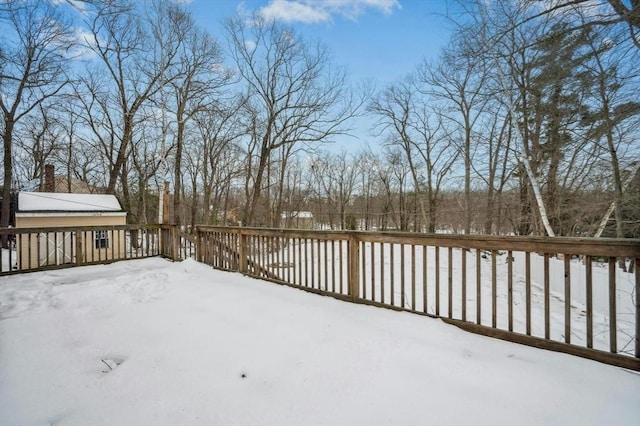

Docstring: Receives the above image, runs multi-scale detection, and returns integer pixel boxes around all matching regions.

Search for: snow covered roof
[17,192,122,212]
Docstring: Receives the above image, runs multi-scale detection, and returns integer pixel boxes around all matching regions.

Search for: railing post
[634,257,640,358]
[239,230,247,274]
[195,227,201,263]
[171,225,179,261]
[162,228,166,257]
[348,233,360,302]
[75,231,84,265]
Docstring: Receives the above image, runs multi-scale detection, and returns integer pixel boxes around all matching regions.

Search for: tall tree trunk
[107,118,132,194]
[66,131,73,193]
[137,179,148,224]
[1,119,14,247]
[428,188,437,234]
[243,144,270,226]
[120,164,131,222]
[190,173,198,232]
[464,117,471,234]
[174,118,185,227]
[518,167,532,236]
[273,151,289,228]
[545,85,563,234]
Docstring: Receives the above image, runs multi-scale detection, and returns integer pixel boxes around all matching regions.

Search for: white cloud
[325,0,400,19]
[257,0,401,24]
[259,0,331,24]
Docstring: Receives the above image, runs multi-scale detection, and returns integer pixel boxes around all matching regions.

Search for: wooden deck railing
[2,223,637,370]
[159,225,196,261]
[196,226,640,371]
[0,224,176,275]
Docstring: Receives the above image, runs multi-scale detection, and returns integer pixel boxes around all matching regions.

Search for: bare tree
[55,96,85,193]
[276,156,310,229]
[369,77,458,233]
[508,0,640,48]
[453,0,640,238]
[335,153,359,229]
[191,101,246,226]
[388,147,415,231]
[0,0,73,241]
[353,148,379,230]
[269,142,307,227]
[417,29,489,234]
[581,18,640,242]
[74,69,123,190]
[85,0,182,199]
[460,0,558,236]
[13,104,62,189]
[129,119,163,224]
[308,154,336,228]
[471,104,515,234]
[375,147,413,231]
[166,8,231,227]
[369,78,425,227]
[226,14,363,226]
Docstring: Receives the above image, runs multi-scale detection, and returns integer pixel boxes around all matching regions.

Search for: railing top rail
[195,225,640,257]
[0,224,162,234]
[197,225,349,241]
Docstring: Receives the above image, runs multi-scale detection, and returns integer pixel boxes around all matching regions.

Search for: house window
[95,230,109,249]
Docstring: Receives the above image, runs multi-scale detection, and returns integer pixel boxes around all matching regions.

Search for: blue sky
[184,0,460,151]
[188,0,459,85]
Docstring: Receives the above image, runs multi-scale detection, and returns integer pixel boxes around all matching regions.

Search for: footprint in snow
[101,356,126,373]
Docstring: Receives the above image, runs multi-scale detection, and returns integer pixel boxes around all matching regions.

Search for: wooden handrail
[196,226,640,258]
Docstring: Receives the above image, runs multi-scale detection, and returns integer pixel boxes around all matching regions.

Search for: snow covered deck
[0,258,638,425]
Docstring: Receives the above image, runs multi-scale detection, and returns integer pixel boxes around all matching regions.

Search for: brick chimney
[44,164,55,192]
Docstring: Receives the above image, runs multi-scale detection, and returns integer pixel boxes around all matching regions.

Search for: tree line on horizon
[1,0,638,239]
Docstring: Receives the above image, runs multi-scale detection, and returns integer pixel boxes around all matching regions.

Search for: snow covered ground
[0,257,638,426]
